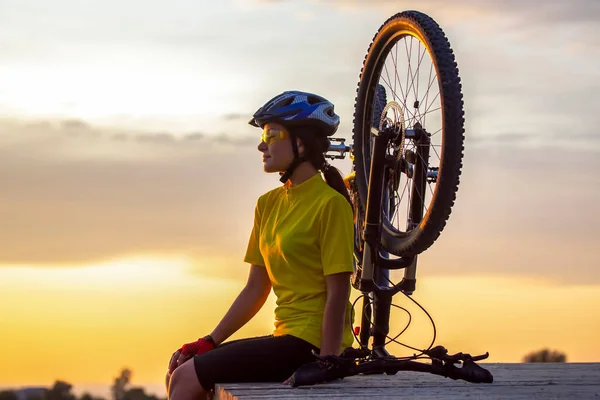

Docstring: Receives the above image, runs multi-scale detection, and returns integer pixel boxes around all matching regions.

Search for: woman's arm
[320,271,352,356]
[209,264,272,345]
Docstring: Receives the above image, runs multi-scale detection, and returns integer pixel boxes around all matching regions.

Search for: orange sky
[1,255,599,391]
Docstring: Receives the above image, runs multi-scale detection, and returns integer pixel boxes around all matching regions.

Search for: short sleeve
[243,198,266,267]
[319,195,355,276]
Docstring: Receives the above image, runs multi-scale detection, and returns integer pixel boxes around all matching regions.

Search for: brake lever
[425,346,490,364]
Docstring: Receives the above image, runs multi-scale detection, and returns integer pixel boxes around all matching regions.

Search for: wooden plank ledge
[215,363,600,399]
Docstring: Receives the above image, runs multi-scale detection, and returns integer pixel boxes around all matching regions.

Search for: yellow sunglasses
[261,128,289,146]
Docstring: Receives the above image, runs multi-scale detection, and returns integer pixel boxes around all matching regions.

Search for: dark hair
[291,126,353,209]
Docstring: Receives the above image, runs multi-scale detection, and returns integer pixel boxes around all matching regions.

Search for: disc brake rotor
[378,101,406,192]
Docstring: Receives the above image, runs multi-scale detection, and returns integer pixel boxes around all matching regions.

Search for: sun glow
[0,254,272,386]
[0,255,191,287]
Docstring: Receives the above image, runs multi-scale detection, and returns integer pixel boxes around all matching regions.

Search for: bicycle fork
[358,123,430,352]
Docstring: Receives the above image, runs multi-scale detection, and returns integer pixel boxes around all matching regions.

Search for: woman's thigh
[193,335,318,391]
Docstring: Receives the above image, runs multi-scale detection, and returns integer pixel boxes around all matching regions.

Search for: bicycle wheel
[352,10,464,257]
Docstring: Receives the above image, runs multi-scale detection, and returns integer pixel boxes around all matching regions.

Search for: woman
[166,90,355,400]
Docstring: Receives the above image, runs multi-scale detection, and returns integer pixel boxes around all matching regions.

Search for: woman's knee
[168,360,206,399]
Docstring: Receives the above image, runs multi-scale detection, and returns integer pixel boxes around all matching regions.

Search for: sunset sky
[1,0,599,397]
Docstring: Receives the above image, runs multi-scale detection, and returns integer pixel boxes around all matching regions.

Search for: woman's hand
[167,350,186,375]
[168,337,215,374]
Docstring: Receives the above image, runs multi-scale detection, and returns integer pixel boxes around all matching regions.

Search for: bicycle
[290,10,493,386]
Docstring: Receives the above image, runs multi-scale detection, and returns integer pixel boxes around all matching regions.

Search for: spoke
[394,176,410,212]
[423,91,441,118]
[403,37,428,127]
[386,56,407,113]
[379,75,418,122]
[388,49,407,111]
[416,43,422,122]
[419,106,441,119]
[422,63,436,127]
[405,37,412,115]
[419,64,438,107]
[383,63,396,102]
[429,142,441,162]
[394,39,414,124]
[426,181,435,197]
[406,45,427,124]
[391,186,400,228]
[430,127,442,137]
[392,183,405,229]
[394,42,399,102]
[413,44,426,101]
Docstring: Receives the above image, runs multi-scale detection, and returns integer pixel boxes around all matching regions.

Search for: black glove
[287,354,353,387]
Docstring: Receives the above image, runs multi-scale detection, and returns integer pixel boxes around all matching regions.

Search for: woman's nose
[258,141,267,151]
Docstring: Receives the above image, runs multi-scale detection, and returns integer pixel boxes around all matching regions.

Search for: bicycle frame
[327,122,431,354]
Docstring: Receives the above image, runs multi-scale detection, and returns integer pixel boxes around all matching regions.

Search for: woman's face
[258,122,301,173]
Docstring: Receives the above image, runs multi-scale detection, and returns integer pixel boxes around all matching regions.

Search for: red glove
[168,336,216,375]
[178,336,215,357]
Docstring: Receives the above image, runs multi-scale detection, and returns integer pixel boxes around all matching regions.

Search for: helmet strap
[279,133,303,183]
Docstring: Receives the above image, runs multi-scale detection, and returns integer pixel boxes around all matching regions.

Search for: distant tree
[79,393,105,400]
[123,388,164,400]
[123,388,151,400]
[523,348,567,363]
[111,369,132,400]
[45,381,76,400]
[0,391,18,400]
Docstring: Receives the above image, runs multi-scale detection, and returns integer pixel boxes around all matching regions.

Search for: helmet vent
[307,95,322,105]
[281,97,295,107]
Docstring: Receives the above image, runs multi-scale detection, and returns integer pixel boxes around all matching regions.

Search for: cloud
[1,117,600,286]
[320,0,600,24]
[60,119,94,132]
[410,142,600,286]
[184,132,205,140]
[468,128,600,150]
[0,117,270,265]
[110,131,206,143]
[0,117,253,150]
[223,113,250,121]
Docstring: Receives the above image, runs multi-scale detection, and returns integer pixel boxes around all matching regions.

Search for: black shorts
[193,334,318,391]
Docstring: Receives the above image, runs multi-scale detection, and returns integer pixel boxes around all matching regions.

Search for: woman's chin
[263,160,285,174]
[263,164,278,173]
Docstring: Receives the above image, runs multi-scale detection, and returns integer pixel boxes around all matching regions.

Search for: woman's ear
[296,137,305,156]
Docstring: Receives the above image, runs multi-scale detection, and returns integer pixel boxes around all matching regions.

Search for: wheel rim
[362,27,444,240]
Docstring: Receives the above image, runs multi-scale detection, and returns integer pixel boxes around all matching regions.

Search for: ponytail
[321,163,353,208]
[290,126,353,210]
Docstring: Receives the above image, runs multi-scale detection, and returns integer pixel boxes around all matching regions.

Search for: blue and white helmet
[249,90,340,136]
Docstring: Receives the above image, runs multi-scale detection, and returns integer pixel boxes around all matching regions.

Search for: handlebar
[289,345,494,387]
[426,345,490,363]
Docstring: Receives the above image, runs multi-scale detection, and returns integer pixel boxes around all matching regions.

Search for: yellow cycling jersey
[244,172,355,352]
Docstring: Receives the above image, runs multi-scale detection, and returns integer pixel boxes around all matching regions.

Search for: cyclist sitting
[166,90,356,400]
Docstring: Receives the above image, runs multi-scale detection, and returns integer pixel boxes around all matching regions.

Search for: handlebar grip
[451,360,493,383]
[471,352,489,362]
